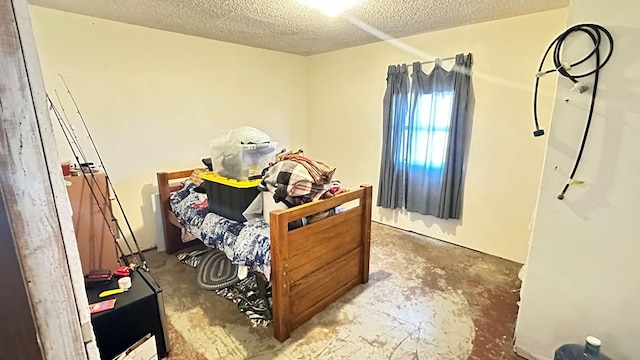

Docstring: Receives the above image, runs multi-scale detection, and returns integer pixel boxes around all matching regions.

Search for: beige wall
[29,6,307,251]
[306,9,568,263]
[30,6,568,263]
[516,0,640,358]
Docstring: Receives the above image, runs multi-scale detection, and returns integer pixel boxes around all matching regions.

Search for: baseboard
[515,344,552,360]
[151,193,166,252]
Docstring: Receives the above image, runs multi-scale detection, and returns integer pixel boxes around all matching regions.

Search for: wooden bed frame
[157,170,372,342]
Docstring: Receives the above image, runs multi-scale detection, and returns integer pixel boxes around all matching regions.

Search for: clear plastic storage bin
[210,142,277,180]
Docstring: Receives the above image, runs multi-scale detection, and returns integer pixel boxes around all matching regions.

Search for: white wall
[306,9,568,263]
[29,6,307,251]
[515,0,640,358]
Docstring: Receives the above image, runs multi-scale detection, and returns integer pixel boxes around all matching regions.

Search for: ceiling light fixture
[299,0,360,17]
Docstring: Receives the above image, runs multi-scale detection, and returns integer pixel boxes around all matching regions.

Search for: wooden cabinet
[65,172,119,274]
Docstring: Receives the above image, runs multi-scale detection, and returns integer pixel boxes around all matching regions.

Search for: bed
[157,169,372,342]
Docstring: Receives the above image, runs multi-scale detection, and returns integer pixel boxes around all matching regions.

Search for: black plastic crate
[199,172,260,223]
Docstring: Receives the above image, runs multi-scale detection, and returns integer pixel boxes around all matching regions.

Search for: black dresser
[86,269,170,359]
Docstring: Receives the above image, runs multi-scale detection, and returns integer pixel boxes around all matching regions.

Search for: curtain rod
[396,56,457,67]
[421,56,456,64]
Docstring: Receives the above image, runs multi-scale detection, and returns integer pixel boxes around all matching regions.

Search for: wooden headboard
[156,170,196,254]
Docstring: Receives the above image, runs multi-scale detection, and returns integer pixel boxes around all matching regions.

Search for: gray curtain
[406,54,473,219]
[377,64,410,209]
[378,54,473,219]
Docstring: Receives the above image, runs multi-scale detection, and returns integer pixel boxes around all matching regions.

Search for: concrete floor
[145,222,523,359]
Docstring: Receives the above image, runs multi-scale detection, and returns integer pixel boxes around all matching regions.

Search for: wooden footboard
[157,170,372,342]
[270,185,372,342]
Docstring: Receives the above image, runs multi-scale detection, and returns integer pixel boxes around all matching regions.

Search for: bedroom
[1,0,638,359]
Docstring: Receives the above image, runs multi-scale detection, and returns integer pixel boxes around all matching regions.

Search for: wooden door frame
[0,0,99,358]
[0,190,43,359]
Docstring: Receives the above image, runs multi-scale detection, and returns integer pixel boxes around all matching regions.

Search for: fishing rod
[48,94,130,268]
[51,95,132,265]
[57,75,149,271]
[55,90,90,166]
[53,91,140,267]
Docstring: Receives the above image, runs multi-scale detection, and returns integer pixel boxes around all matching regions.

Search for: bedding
[170,181,272,278]
[158,169,372,342]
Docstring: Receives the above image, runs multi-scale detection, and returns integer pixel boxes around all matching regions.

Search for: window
[378,55,472,219]
[406,91,454,168]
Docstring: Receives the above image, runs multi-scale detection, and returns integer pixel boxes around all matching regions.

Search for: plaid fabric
[274,149,336,184]
[258,160,329,204]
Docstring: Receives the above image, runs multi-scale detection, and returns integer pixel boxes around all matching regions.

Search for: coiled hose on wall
[532,23,614,200]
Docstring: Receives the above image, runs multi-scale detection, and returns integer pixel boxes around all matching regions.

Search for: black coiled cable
[532,23,614,200]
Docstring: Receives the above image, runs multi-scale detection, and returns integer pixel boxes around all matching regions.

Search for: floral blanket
[170,182,272,279]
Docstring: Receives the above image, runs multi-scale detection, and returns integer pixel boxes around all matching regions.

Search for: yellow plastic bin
[198,172,261,222]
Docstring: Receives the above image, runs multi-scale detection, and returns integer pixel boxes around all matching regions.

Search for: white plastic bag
[209,126,271,152]
[227,126,271,144]
[209,127,275,180]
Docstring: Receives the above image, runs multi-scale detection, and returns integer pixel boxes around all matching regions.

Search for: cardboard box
[113,334,157,360]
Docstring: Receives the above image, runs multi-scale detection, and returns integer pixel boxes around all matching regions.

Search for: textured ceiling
[29,0,568,56]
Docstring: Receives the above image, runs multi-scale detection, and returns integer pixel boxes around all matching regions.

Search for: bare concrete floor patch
[146,222,523,359]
